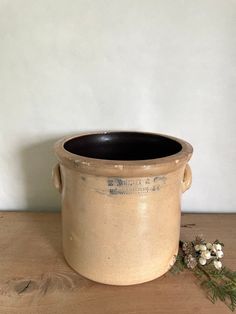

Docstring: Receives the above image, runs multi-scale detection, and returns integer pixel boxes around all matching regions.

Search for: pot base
[63,248,178,286]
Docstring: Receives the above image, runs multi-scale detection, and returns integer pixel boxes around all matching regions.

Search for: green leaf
[194,265,236,311]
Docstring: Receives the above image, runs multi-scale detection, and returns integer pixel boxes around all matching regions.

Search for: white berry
[194,244,200,251]
[201,250,211,260]
[213,243,222,251]
[214,260,222,270]
[206,243,212,249]
[216,250,224,258]
[199,257,207,265]
[199,244,207,251]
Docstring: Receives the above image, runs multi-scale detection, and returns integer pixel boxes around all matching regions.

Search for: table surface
[0,212,235,314]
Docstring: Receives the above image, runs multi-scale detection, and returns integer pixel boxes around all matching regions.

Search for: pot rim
[54,131,193,176]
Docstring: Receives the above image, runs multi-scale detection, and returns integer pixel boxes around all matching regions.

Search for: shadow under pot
[53,131,193,285]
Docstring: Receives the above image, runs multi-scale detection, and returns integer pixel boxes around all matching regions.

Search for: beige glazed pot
[53,131,193,285]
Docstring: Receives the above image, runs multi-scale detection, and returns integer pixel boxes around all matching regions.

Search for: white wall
[0,0,235,212]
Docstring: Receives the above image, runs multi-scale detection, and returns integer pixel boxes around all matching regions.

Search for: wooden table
[0,212,235,314]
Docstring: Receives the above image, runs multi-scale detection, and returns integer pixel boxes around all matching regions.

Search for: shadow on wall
[20,135,65,211]
[19,130,104,211]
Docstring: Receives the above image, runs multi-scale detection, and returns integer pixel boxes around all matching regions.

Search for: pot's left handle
[52,163,62,193]
[182,163,192,193]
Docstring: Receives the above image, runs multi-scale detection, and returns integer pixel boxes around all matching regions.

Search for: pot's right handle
[182,163,192,193]
[52,163,62,193]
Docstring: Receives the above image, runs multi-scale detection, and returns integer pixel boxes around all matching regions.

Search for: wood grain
[0,212,235,314]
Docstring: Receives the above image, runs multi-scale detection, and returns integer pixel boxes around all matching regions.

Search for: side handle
[52,163,62,193]
[182,163,192,193]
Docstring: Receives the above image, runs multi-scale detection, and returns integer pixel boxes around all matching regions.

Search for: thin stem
[197,264,212,281]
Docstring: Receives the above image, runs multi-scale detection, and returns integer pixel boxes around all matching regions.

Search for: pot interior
[63,132,182,161]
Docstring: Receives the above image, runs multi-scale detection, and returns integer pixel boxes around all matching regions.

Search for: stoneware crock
[52,131,193,285]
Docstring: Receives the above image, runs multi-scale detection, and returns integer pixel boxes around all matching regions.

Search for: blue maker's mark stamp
[108,176,166,195]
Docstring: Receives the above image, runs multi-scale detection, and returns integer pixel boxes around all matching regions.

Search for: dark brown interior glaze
[63,132,182,161]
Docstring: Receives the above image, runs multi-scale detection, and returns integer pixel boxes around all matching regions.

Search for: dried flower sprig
[182,237,224,270]
[170,236,236,312]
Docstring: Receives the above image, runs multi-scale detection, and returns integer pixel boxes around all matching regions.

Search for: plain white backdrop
[0,0,235,212]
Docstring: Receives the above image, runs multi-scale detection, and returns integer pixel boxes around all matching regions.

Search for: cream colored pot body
[53,132,193,285]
